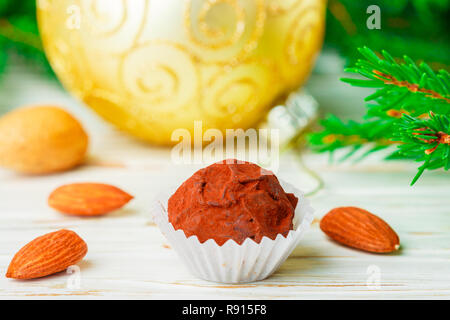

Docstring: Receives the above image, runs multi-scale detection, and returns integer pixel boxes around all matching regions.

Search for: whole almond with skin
[0,105,88,174]
[48,183,133,216]
[6,229,87,280]
[320,207,400,253]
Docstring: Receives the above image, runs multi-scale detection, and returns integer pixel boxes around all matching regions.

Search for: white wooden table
[1,60,449,299]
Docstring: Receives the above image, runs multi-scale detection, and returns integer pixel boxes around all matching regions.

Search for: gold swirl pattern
[186,0,245,49]
[203,62,272,125]
[79,0,148,53]
[285,5,323,65]
[119,41,200,112]
[281,1,325,84]
[82,0,128,37]
[38,1,94,98]
[37,0,325,145]
[184,0,266,64]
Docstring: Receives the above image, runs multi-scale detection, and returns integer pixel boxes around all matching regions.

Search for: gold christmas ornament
[37,0,326,145]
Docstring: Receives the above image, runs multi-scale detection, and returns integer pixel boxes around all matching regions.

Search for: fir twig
[393,112,450,184]
[341,47,450,119]
[309,47,450,185]
[372,71,450,103]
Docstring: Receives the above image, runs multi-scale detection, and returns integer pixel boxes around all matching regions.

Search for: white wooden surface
[0,61,449,299]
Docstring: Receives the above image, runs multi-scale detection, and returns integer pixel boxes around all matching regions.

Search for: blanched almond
[0,105,88,174]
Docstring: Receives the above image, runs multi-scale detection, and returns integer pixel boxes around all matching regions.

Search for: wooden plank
[0,61,449,299]
[1,157,449,299]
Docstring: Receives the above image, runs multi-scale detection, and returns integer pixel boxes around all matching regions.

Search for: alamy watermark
[66,5,81,30]
[171,121,280,173]
[66,265,82,289]
[367,5,381,30]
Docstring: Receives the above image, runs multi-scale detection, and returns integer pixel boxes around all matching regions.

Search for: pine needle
[309,47,450,185]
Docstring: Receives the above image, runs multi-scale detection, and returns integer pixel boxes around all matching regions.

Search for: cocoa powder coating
[168,159,298,245]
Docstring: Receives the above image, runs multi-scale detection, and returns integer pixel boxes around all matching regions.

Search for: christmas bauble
[37,0,325,145]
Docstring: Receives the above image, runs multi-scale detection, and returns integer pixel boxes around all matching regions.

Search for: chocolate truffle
[168,159,298,245]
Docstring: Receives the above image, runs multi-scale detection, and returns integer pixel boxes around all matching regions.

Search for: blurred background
[0,1,449,298]
[0,0,448,117]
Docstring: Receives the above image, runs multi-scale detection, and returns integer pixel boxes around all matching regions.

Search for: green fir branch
[309,47,450,184]
[342,47,450,118]
[393,112,450,184]
[309,115,394,158]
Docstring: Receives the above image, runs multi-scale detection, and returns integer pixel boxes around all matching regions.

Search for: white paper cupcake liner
[151,180,314,284]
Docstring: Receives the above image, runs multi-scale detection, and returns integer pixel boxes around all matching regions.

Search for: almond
[0,105,88,174]
[48,183,133,216]
[320,207,400,253]
[6,229,87,280]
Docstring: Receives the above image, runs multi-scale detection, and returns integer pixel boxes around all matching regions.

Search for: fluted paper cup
[151,180,314,284]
